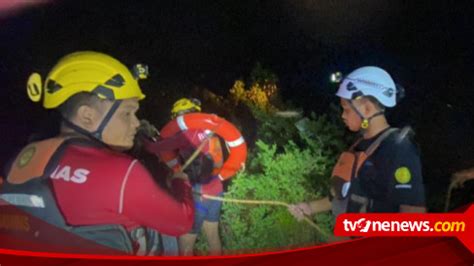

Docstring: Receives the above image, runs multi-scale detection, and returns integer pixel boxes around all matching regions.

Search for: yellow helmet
[171,98,201,118]
[27,51,147,109]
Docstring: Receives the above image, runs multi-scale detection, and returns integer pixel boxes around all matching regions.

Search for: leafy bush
[220,110,346,253]
[253,111,301,149]
[253,108,347,180]
[189,65,348,254]
[228,63,281,114]
[229,80,278,113]
[221,141,323,252]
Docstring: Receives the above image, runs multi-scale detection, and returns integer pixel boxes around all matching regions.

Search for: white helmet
[336,66,397,107]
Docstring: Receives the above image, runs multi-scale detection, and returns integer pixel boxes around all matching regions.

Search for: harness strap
[365,128,399,157]
[62,100,122,142]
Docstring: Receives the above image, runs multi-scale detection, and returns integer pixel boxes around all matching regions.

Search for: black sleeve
[381,138,426,207]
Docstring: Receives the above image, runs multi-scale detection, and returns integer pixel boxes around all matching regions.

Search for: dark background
[0,0,473,210]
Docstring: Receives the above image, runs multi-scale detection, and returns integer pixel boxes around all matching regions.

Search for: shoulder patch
[395,167,411,184]
[17,146,36,168]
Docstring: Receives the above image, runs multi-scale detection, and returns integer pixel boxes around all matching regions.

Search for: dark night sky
[1,0,473,208]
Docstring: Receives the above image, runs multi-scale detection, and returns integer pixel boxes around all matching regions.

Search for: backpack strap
[365,128,399,157]
[348,137,364,152]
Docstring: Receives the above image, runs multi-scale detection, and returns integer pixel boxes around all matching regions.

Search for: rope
[196,192,330,238]
[180,118,223,172]
[181,131,215,171]
[178,124,328,237]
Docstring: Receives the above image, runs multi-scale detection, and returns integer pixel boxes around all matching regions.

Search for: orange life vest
[330,128,399,215]
[159,113,247,181]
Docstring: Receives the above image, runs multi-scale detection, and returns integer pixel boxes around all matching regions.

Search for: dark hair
[57,92,104,119]
[364,96,385,111]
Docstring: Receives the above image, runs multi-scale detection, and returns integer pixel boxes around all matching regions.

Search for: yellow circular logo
[17,146,36,168]
[395,167,412,184]
[27,73,43,103]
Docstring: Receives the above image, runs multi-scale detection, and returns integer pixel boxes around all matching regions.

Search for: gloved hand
[287,202,313,221]
[137,119,160,142]
[132,119,161,157]
[128,120,172,189]
[165,171,190,189]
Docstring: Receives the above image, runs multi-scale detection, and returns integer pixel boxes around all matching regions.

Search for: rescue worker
[289,66,426,222]
[0,51,194,255]
[167,98,225,256]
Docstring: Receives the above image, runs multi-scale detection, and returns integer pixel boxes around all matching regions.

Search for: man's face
[340,98,362,132]
[101,98,140,150]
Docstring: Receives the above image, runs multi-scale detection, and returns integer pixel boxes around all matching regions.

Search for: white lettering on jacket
[50,165,90,184]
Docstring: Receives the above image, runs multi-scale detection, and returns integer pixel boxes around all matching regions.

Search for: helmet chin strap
[348,100,384,129]
[62,100,122,142]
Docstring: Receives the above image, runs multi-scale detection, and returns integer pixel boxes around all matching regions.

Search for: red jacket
[154,129,224,196]
[8,138,195,236]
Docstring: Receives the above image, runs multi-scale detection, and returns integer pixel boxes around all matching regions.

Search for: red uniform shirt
[49,142,194,236]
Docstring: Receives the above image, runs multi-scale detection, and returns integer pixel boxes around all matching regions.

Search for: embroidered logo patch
[395,167,412,184]
[17,146,36,168]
